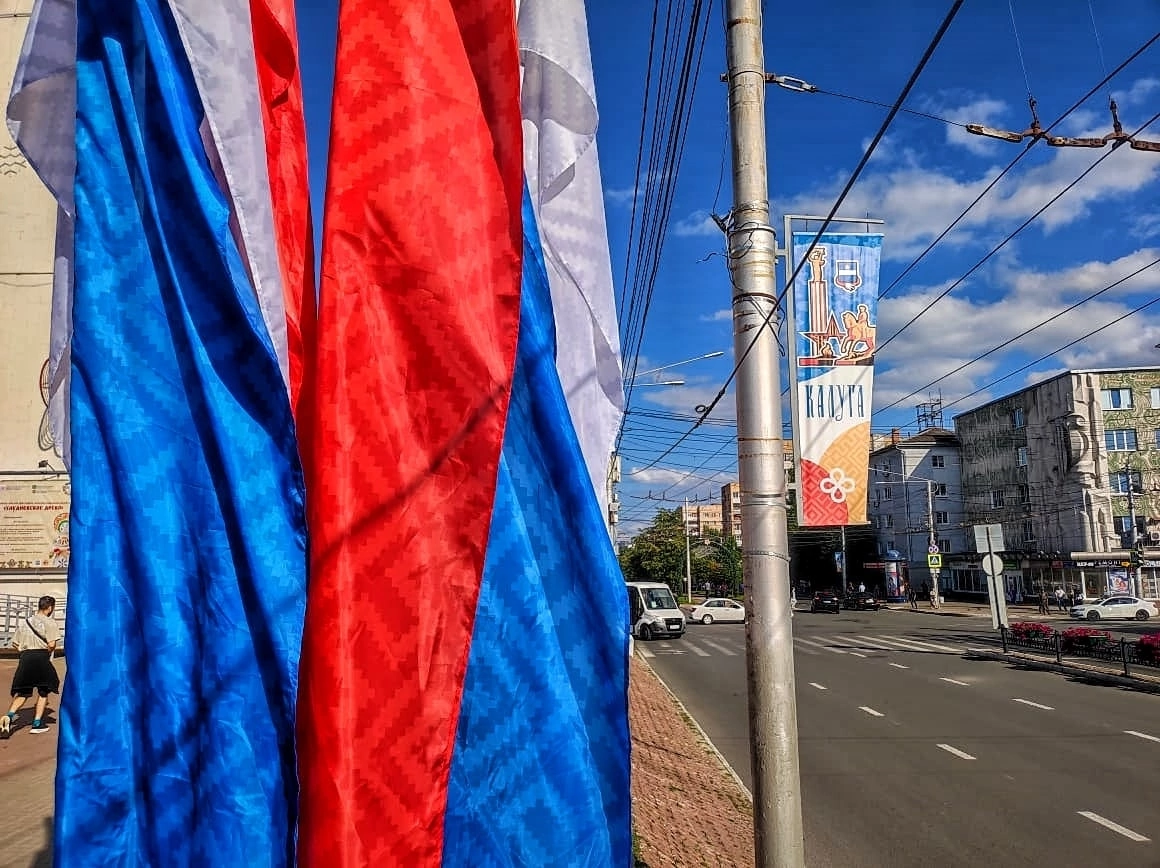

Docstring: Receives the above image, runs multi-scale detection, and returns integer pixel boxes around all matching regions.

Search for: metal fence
[0,594,67,649]
[1001,626,1159,676]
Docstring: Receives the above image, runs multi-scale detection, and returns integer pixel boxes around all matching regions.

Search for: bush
[1009,621,1054,640]
[1137,632,1160,663]
[1061,626,1112,652]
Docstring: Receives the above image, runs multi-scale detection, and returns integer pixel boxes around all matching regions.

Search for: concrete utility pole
[1125,461,1142,598]
[927,480,940,608]
[724,2,804,865]
[684,497,693,603]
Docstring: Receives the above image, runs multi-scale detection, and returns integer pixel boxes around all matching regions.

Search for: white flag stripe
[519,0,623,509]
[168,1,291,392]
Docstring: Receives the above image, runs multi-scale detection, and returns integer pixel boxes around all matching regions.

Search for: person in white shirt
[2,596,61,737]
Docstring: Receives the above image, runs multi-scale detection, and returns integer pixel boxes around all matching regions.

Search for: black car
[810,590,841,613]
[842,592,881,611]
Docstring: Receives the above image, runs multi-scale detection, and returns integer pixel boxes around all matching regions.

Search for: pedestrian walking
[1054,587,1066,613]
[857,581,865,594]
[2,596,61,737]
[1037,589,1049,615]
[909,586,919,610]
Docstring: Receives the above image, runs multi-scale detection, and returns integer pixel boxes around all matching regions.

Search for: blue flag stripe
[441,191,631,867]
[55,1,306,863]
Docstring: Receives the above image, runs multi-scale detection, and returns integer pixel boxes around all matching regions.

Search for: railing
[1001,625,1158,677]
[0,594,67,648]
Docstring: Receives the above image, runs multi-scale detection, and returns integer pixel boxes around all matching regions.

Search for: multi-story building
[953,367,1160,600]
[681,502,724,538]
[720,482,742,544]
[868,428,968,596]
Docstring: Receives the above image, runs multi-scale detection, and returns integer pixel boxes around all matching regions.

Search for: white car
[1069,596,1157,621]
[688,598,745,625]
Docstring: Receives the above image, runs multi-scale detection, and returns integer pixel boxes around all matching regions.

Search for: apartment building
[680,502,724,538]
[720,482,742,544]
[952,368,1160,600]
[867,428,968,596]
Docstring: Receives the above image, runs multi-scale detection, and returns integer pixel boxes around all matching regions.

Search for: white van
[626,581,686,640]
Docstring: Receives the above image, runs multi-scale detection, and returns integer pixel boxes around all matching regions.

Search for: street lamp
[627,350,725,384]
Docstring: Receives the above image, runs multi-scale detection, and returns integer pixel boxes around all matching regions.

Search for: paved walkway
[0,658,60,868]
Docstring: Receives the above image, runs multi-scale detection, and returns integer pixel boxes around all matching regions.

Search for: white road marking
[637,645,655,658]
[940,677,970,686]
[791,638,821,656]
[1125,729,1160,744]
[937,744,976,761]
[1077,811,1151,842]
[850,635,904,651]
[878,634,963,653]
[700,639,737,656]
[794,637,846,654]
[888,662,909,669]
[859,706,884,717]
[683,641,711,657]
[1012,698,1054,711]
[849,651,867,658]
[809,682,828,691]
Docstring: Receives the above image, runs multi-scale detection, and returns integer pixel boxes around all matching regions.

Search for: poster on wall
[0,478,70,572]
[789,232,883,526]
[1107,568,1129,595]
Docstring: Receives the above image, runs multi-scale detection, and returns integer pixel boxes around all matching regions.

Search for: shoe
[0,715,9,739]
[29,720,48,734]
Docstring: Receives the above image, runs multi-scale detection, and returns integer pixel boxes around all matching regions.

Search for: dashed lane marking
[1077,812,1150,842]
[1125,729,1160,744]
[940,677,970,686]
[1012,698,1054,711]
[808,682,827,691]
[937,744,976,761]
[859,706,884,717]
[888,663,909,670]
[849,651,867,658]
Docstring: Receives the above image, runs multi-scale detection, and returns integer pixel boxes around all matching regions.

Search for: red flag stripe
[297,1,522,864]
[250,0,316,422]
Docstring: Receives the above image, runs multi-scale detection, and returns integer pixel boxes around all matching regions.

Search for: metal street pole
[927,480,940,608]
[684,497,694,603]
[839,524,848,589]
[1125,460,1142,598]
[724,2,804,865]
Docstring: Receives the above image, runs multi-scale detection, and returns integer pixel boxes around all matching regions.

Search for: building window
[1105,429,1138,452]
[935,511,949,525]
[1101,388,1133,410]
[1155,429,1160,449]
[938,538,952,553]
[931,455,945,468]
[1111,470,1143,494]
[1022,521,1035,543]
[933,483,948,497]
[1012,408,1026,428]
[880,485,892,500]
[991,490,1005,509]
[1016,446,1028,467]
[1151,387,1160,408]
[884,515,894,529]
[1019,484,1030,504]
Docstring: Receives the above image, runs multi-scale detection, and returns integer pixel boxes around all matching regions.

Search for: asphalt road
[641,607,1160,867]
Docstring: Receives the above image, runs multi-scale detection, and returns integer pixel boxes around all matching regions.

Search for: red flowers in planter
[1138,632,1160,662]
[1060,626,1112,652]
[1009,621,1055,640]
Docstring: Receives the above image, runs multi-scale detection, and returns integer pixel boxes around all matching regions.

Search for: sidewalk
[881,599,1077,620]
[629,654,753,867]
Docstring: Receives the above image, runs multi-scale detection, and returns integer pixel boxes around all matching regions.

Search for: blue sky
[293,1,1160,535]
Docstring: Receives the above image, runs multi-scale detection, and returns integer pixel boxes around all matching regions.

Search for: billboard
[0,477,70,572]
[790,232,882,526]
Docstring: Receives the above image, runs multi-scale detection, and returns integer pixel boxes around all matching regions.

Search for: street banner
[0,478,70,572]
[789,232,883,525]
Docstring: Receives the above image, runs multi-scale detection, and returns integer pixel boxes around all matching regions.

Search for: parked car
[1069,596,1157,621]
[842,591,881,611]
[810,590,841,613]
[687,598,746,625]
[626,582,686,640]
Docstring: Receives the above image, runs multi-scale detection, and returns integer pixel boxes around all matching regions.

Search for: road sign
[981,552,1004,577]
[973,523,1004,554]
[928,544,940,554]
[927,553,942,568]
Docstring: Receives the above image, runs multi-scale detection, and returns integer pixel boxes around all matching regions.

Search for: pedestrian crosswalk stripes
[633,631,995,660]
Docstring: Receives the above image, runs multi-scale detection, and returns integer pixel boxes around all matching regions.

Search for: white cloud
[672,209,722,237]
[700,309,732,322]
[1130,212,1160,240]
[604,168,675,206]
[926,95,1010,156]
[1117,77,1160,106]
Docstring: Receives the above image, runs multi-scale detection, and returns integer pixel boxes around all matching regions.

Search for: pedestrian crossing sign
[927,553,942,568]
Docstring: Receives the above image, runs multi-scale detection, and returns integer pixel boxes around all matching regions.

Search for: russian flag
[10,0,630,862]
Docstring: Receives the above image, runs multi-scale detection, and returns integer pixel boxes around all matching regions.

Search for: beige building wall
[1,4,66,603]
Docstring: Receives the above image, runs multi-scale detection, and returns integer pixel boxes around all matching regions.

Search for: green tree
[693,529,743,596]
[618,508,687,596]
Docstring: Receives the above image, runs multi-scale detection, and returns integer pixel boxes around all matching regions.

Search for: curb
[632,650,753,804]
[968,648,1160,695]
